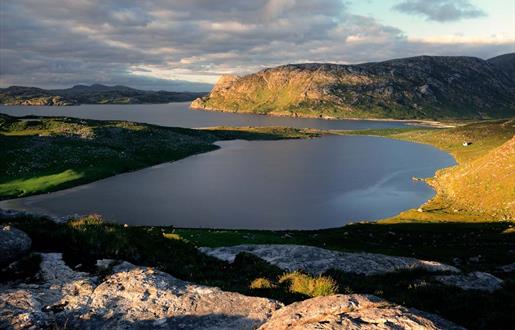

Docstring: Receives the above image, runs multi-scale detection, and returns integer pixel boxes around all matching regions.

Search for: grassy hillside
[193,55,515,120]
[0,114,321,199]
[340,119,515,220]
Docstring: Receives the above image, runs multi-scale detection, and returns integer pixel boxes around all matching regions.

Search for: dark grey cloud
[0,0,510,91]
[393,0,486,22]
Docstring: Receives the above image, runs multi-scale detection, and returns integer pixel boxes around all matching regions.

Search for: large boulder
[259,294,463,330]
[0,253,282,329]
[200,244,459,275]
[69,266,282,329]
[0,226,31,267]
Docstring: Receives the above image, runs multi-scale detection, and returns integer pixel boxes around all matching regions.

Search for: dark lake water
[1,135,455,230]
[0,102,409,130]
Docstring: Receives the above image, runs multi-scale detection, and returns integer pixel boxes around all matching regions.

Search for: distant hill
[488,53,515,80]
[0,84,208,106]
[192,54,515,120]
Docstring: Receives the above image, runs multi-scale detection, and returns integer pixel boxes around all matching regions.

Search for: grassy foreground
[0,114,321,199]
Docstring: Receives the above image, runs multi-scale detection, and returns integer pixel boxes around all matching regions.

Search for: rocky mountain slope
[0,84,207,106]
[192,54,515,120]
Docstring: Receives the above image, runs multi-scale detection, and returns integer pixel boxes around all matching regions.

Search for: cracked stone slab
[258,294,464,329]
[199,244,460,275]
[435,271,503,292]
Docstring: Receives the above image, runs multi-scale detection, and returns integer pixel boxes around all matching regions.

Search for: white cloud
[0,0,512,90]
[393,0,486,22]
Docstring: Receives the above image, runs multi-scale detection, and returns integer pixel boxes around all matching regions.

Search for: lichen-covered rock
[0,226,31,267]
[259,294,463,330]
[0,253,96,329]
[68,266,282,329]
[435,271,503,292]
[200,244,460,275]
[0,253,282,329]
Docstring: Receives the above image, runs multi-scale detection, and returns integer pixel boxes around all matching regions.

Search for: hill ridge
[192,53,515,120]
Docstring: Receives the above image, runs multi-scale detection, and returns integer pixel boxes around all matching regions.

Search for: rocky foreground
[1,252,464,330]
[0,226,471,329]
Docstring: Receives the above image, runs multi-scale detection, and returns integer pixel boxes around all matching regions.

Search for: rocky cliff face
[192,54,515,120]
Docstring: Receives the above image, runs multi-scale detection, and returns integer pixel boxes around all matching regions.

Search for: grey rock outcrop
[0,226,31,267]
[258,294,463,329]
[0,253,282,329]
[435,271,503,292]
[0,253,94,329]
[199,244,460,275]
[0,253,465,329]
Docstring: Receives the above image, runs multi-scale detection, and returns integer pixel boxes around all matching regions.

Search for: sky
[0,0,513,91]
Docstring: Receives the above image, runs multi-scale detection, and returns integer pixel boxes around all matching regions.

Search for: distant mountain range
[192,53,515,120]
[0,84,208,106]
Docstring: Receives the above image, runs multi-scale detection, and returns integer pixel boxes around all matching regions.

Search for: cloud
[0,0,511,90]
[393,0,486,22]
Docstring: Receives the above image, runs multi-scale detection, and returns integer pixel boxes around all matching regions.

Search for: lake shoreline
[190,104,458,128]
[0,122,452,230]
[2,115,512,226]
